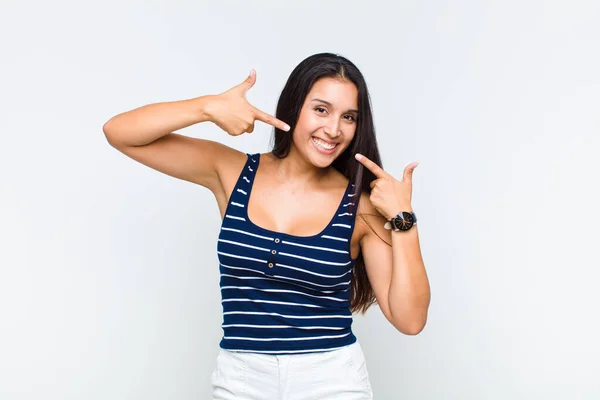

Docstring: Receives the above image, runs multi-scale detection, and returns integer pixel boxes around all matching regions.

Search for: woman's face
[292,77,359,168]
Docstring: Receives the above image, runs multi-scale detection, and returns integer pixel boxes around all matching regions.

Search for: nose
[323,119,341,138]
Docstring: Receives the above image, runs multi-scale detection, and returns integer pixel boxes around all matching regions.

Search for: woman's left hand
[355,153,418,220]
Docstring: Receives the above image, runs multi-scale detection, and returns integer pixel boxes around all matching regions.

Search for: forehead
[306,77,358,109]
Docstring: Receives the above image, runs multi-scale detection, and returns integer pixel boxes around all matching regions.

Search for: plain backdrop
[1,0,599,399]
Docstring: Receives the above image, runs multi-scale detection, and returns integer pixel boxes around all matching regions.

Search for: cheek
[291,125,310,142]
[296,114,320,133]
[292,119,317,141]
[343,128,356,145]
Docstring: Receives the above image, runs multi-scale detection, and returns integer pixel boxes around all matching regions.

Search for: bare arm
[102,95,234,192]
[103,95,214,148]
[102,70,289,193]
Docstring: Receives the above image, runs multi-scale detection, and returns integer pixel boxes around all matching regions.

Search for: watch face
[393,212,414,231]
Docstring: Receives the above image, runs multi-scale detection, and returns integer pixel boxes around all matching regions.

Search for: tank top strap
[244,152,260,180]
[325,182,361,234]
[228,153,260,210]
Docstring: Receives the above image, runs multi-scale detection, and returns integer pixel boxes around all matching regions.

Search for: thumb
[403,162,418,182]
[239,69,256,95]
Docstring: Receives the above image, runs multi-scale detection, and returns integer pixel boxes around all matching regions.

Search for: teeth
[312,137,336,150]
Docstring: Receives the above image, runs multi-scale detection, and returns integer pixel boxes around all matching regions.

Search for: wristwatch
[384,211,417,232]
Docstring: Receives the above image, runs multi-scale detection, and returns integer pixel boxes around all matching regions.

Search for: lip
[312,137,338,155]
[311,136,339,146]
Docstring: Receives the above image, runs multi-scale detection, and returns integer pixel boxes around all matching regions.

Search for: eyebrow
[311,98,358,114]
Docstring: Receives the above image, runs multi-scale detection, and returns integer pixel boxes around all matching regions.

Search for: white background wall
[1,0,599,399]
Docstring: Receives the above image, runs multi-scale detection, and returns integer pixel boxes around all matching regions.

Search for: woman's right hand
[205,69,291,136]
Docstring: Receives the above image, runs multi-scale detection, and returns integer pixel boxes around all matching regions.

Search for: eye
[344,114,357,122]
[314,106,327,114]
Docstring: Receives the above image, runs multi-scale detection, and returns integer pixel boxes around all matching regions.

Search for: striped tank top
[216,153,361,354]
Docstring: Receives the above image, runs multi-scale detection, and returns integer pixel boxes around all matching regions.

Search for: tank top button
[268,262,274,268]
[274,238,280,243]
[271,250,277,254]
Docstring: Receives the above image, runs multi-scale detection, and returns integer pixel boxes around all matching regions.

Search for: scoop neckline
[243,153,353,241]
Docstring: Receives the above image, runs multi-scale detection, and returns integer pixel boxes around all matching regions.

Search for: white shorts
[210,341,373,399]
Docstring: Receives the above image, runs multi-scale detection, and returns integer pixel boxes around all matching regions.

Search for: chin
[310,156,334,169]
[307,145,344,168]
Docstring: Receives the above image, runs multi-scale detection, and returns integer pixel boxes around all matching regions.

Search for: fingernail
[283,124,290,131]
[355,153,362,161]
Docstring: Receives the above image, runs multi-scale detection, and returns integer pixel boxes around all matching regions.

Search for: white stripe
[224,332,351,342]
[217,252,266,263]
[243,176,250,183]
[222,324,345,330]
[218,239,270,252]
[220,227,274,241]
[272,274,351,288]
[281,240,348,254]
[220,286,348,302]
[251,157,257,163]
[231,202,245,208]
[321,235,348,242]
[223,311,352,319]
[278,252,352,266]
[225,215,246,221]
[237,189,247,195]
[275,263,351,278]
[222,299,323,308]
[248,166,254,172]
[219,271,338,294]
[347,193,356,197]
[342,203,355,207]
[220,344,352,354]
[338,213,353,217]
[332,223,351,229]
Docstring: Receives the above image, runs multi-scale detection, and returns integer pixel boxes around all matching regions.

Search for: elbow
[102,120,114,143]
[102,119,122,148]
[392,314,428,336]
[401,321,427,335]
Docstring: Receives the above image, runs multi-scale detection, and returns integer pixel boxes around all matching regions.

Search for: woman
[103,52,430,399]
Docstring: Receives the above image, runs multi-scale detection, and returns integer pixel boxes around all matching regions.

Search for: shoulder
[211,147,249,198]
[217,148,250,176]
[356,191,377,226]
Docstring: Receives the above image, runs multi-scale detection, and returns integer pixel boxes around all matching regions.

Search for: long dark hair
[269,52,388,314]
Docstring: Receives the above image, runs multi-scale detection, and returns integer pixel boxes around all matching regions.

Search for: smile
[312,137,338,151]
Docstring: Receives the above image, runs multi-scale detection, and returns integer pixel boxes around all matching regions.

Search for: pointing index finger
[355,153,388,179]
[253,107,291,132]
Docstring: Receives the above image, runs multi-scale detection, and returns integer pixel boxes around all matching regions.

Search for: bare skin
[213,150,366,261]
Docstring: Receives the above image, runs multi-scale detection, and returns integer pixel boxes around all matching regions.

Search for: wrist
[384,209,417,232]
[384,206,413,220]
[193,95,217,123]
